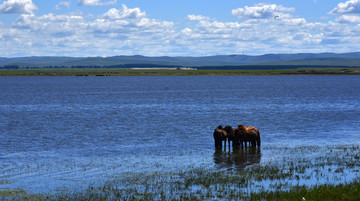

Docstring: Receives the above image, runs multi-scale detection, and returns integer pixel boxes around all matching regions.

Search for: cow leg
[257,138,261,147]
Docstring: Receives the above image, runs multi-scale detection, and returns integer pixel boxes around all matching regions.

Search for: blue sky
[0,0,360,57]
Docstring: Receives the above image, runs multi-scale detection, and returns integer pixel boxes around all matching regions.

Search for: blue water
[0,76,359,193]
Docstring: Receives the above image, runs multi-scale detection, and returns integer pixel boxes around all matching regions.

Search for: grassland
[1,68,360,76]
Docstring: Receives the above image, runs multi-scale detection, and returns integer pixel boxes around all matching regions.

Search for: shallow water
[0,76,359,194]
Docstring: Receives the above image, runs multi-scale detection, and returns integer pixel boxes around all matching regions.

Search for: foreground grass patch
[2,181,359,200]
[1,145,359,200]
[253,182,360,201]
[0,188,49,201]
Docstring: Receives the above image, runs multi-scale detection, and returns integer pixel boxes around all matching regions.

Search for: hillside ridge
[1,52,360,68]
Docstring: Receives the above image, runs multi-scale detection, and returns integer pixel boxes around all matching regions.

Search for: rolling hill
[1,52,360,69]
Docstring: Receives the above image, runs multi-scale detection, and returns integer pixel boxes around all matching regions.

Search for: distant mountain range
[1,52,360,69]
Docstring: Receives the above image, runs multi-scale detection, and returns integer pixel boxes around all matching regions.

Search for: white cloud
[187,15,210,21]
[0,0,37,14]
[177,6,360,55]
[232,3,294,19]
[103,4,146,19]
[329,0,360,15]
[194,20,242,36]
[12,13,85,37]
[280,18,307,26]
[1,4,176,56]
[1,3,360,57]
[335,14,360,23]
[92,6,174,40]
[55,1,71,10]
[78,0,116,6]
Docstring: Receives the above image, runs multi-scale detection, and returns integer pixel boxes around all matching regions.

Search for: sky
[0,0,360,57]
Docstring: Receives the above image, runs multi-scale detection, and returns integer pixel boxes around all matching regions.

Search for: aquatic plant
[1,145,359,200]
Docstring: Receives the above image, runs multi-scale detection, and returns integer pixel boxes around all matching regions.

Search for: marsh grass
[0,188,49,201]
[251,182,360,201]
[1,145,359,200]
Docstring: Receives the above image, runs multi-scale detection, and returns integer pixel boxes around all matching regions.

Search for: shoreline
[1,68,360,76]
[1,145,359,200]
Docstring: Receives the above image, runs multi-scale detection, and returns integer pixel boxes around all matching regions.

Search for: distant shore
[1,68,360,76]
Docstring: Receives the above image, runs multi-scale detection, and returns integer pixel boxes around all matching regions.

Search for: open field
[1,68,360,76]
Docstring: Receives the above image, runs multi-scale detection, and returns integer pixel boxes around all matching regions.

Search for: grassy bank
[1,68,360,76]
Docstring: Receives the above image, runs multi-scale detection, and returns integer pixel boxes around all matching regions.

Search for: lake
[0,76,359,194]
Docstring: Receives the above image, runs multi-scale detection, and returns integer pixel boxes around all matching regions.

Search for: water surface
[0,76,359,193]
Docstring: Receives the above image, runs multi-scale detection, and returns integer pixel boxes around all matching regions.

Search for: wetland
[0,76,359,200]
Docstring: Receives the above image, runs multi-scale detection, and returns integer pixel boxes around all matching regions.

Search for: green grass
[2,175,359,201]
[0,188,49,201]
[1,68,360,76]
[251,182,360,201]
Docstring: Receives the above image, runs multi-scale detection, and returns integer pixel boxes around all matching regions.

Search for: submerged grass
[1,145,359,200]
[2,182,359,200]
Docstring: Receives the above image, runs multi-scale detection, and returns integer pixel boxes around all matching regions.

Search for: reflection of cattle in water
[213,148,261,170]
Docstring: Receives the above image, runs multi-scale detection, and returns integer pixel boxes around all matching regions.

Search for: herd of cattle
[213,125,261,149]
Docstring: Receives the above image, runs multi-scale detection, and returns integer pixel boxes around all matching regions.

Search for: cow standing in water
[235,124,261,148]
[223,126,240,149]
[213,125,228,149]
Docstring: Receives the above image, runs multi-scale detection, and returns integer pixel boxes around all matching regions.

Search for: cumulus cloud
[329,0,360,15]
[280,18,307,26]
[93,5,173,39]
[78,0,116,6]
[103,4,146,19]
[13,13,84,37]
[2,3,360,57]
[187,14,210,21]
[335,14,360,23]
[176,3,360,55]
[2,4,176,56]
[55,1,71,10]
[231,3,294,19]
[0,0,37,14]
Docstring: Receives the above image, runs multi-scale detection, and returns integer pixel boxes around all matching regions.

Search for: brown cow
[235,124,261,148]
[223,126,240,149]
[213,125,228,149]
